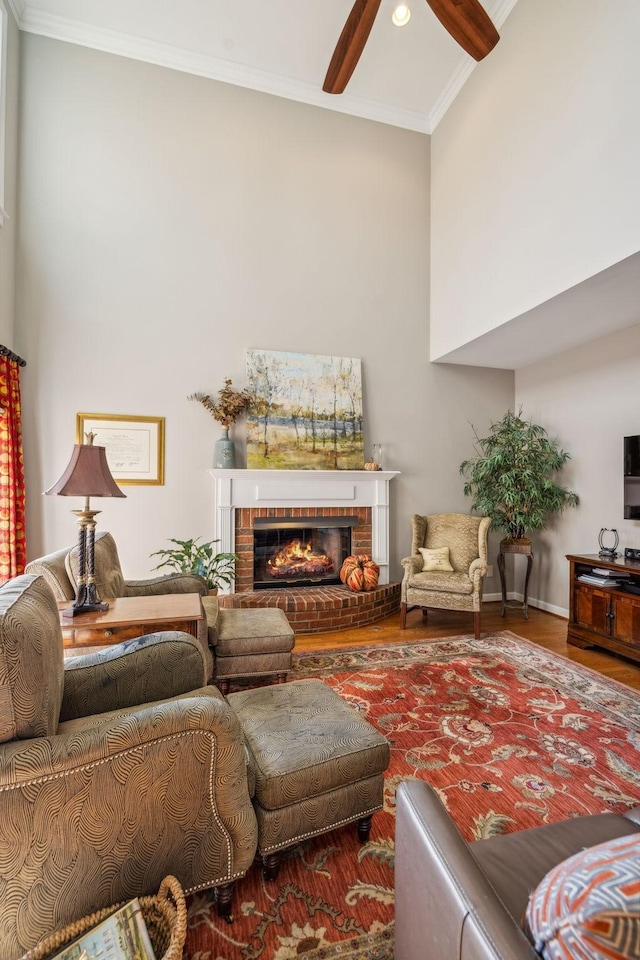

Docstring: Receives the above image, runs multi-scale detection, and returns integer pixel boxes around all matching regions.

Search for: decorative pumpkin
[340,555,359,584]
[345,565,365,591]
[340,554,380,592]
[362,561,380,591]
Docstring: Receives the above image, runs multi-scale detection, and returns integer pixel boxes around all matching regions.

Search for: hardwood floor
[295,601,640,692]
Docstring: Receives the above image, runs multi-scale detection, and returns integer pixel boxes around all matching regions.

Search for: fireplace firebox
[253,516,357,589]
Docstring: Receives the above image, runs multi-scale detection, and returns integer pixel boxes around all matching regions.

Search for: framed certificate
[76,413,165,485]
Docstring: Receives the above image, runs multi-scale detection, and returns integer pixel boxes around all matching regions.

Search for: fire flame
[268,539,333,578]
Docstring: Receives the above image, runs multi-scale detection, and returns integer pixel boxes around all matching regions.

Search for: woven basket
[21,875,187,960]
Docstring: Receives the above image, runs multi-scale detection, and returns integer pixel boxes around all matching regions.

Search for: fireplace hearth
[211,469,400,630]
[253,516,356,589]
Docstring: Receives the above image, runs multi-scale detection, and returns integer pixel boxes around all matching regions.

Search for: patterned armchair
[0,574,258,959]
[401,513,490,638]
[25,531,212,677]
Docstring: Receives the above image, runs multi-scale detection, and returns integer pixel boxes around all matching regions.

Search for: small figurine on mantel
[189,378,252,469]
[364,442,383,471]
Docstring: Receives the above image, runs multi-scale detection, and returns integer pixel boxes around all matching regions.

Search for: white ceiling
[7,0,519,133]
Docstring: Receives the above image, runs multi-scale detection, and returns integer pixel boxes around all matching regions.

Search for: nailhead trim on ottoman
[215,651,292,682]
[227,679,390,868]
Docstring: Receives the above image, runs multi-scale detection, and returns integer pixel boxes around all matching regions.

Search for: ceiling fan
[323,0,500,94]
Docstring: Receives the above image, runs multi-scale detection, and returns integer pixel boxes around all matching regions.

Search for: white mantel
[210,469,399,593]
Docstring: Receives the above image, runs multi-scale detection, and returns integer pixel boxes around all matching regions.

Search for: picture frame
[76,413,165,485]
[246,349,364,470]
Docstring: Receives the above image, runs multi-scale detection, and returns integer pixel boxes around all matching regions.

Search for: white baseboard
[483,590,502,603]
[483,591,568,620]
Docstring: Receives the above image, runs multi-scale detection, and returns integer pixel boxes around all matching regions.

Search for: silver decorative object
[598,528,619,558]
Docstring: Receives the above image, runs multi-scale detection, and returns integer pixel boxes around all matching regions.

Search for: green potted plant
[151,537,239,592]
[459,408,579,543]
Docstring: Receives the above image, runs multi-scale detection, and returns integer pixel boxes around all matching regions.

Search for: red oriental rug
[185,631,640,960]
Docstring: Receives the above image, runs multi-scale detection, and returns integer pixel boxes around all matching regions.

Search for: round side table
[497,540,534,619]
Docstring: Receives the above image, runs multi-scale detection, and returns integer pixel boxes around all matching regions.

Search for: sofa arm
[395,781,538,960]
[123,573,207,597]
[0,693,258,958]
[202,594,220,648]
[61,632,207,721]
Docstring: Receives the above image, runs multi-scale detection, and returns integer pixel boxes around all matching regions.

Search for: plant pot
[500,537,533,556]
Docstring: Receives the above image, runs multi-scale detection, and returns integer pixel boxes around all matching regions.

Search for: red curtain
[0,348,27,582]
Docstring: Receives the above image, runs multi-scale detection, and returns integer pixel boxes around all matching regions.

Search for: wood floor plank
[294,601,640,692]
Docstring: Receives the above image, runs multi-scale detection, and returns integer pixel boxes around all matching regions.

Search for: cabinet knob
[104,629,113,637]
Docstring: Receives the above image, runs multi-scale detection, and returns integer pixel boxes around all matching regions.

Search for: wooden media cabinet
[567,553,640,663]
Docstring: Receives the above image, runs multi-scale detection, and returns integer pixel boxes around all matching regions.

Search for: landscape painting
[246,349,364,470]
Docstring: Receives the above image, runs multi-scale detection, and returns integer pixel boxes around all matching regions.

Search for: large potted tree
[459,409,579,617]
[459,408,579,543]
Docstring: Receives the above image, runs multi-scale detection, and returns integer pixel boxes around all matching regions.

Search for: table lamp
[45,432,126,616]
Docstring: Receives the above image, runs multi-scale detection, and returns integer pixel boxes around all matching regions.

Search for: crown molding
[15,0,519,135]
[17,7,431,134]
[429,57,475,131]
[3,0,25,25]
[428,0,520,131]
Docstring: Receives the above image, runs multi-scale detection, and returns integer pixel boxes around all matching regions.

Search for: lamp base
[62,600,110,618]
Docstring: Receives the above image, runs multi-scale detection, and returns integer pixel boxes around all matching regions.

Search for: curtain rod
[0,345,26,367]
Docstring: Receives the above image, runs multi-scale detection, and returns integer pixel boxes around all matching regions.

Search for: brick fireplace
[210,469,401,632]
[235,506,372,592]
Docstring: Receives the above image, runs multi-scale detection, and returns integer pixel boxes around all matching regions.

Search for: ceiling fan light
[392,4,411,27]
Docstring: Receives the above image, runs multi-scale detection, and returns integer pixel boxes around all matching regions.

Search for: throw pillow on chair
[419,546,454,572]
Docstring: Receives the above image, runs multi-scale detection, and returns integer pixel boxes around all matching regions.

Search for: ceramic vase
[214,428,235,469]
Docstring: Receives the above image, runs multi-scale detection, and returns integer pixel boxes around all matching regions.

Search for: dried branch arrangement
[189,379,252,428]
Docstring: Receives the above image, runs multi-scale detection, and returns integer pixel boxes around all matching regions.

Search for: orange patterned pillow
[525,833,640,959]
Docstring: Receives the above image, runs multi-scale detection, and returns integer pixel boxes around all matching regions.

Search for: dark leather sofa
[395,780,640,960]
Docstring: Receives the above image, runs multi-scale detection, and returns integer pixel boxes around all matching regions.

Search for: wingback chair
[25,531,213,677]
[0,574,258,959]
[401,513,490,639]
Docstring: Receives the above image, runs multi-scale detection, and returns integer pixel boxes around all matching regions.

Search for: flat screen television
[624,435,640,519]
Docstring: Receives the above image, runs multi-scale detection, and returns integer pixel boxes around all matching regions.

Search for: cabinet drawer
[65,623,148,646]
[574,584,610,636]
[139,619,199,638]
[63,618,198,649]
[611,593,640,648]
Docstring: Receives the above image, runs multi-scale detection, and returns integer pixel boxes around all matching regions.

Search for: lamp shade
[45,444,126,498]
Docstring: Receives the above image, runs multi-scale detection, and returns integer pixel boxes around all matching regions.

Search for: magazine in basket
[50,898,156,960]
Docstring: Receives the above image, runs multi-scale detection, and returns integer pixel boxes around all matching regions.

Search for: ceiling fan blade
[425,0,499,60]
[323,0,383,95]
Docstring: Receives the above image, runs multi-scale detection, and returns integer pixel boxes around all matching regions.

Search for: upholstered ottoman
[211,606,295,694]
[227,678,390,879]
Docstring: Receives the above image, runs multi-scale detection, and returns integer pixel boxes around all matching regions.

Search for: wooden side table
[497,540,534,619]
[59,593,204,651]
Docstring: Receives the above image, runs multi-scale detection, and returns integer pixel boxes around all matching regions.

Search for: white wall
[516,323,640,615]
[426,0,640,617]
[0,0,18,347]
[16,36,514,583]
[430,0,640,361]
